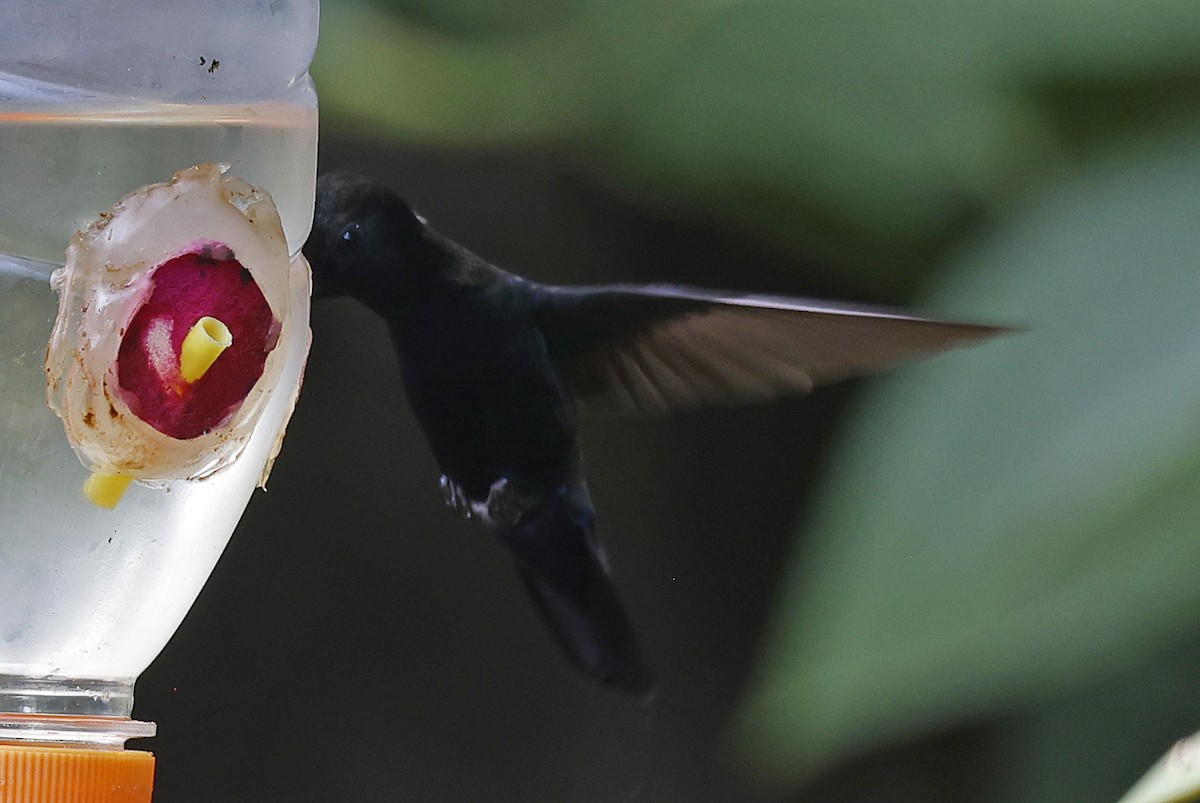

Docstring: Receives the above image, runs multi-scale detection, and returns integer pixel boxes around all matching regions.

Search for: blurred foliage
[315,0,1200,289]
[381,0,592,37]
[996,636,1200,803]
[313,1,1200,799]
[733,130,1200,795]
[1120,726,1200,803]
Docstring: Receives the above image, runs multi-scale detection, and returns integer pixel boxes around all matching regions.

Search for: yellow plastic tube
[180,316,234,383]
[86,316,233,509]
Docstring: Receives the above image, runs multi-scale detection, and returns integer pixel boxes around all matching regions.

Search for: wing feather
[534,284,1006,414]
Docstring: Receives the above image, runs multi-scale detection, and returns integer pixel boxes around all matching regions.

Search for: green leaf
[732,128,1200,786]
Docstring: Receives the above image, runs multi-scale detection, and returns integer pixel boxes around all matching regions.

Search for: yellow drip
[83,473,133,510]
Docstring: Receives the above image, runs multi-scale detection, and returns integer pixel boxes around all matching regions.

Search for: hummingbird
[301,172,1004,695]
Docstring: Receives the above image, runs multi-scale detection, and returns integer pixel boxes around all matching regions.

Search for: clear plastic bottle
[0,2,318,798]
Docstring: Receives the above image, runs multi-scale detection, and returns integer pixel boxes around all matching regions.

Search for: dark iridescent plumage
[302,172,1004,693]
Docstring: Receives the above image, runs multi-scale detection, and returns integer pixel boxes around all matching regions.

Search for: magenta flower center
[117,247,279,440]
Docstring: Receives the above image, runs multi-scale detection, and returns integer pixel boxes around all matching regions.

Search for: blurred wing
[533,284,1006,414]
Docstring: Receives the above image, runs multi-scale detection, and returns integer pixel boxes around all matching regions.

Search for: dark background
[135,138,991,801]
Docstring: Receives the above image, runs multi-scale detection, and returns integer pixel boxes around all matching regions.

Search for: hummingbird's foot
[485,477,524,526]
[439,475,472,519]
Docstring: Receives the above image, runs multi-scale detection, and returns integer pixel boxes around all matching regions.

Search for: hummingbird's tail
[499,484,653,696]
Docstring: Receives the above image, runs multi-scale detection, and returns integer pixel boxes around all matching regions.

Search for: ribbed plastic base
[0,745,154,802]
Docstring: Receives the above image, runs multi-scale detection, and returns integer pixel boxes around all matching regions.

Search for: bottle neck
[0,673,155,748]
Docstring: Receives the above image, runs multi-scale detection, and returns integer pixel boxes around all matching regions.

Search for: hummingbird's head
[303,172,428,306]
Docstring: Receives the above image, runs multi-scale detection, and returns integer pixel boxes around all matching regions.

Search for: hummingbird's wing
[533,284,1006,414]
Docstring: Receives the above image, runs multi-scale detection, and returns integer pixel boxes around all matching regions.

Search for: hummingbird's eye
[338,222,362,252]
